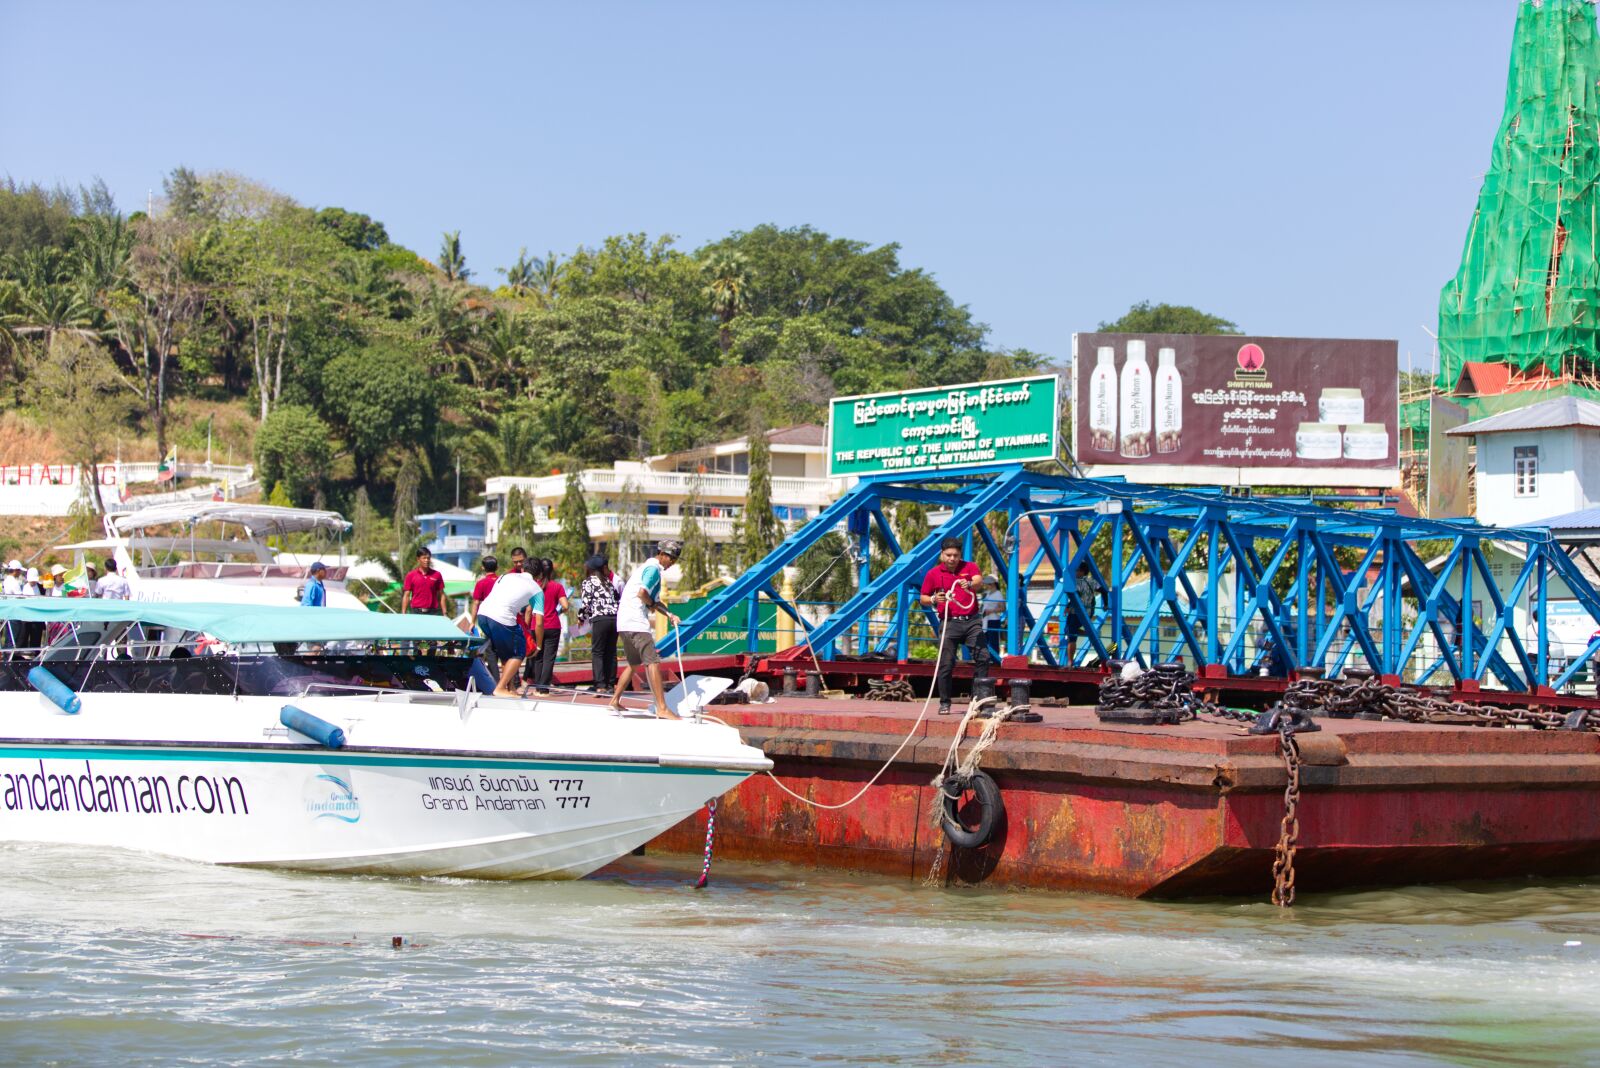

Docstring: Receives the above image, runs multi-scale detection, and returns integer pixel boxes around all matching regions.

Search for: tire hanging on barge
[939,770,1003,849]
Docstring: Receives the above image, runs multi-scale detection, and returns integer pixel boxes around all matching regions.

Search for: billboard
[1426,396,1472,518]
[1071,333,1399,487]
[827,375,1059,478]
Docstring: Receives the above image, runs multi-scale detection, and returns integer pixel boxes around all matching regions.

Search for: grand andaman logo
[303,772,361,824]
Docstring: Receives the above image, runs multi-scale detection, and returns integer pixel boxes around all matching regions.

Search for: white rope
[735,576,982,811]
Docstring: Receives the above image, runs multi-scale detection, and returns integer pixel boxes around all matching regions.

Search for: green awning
[0,598,470,644]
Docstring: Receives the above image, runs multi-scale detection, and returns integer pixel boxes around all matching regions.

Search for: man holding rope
[609,539,683,719]
[919,536,992,716]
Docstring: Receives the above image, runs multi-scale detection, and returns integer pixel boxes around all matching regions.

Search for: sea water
[1,843,1596,1066]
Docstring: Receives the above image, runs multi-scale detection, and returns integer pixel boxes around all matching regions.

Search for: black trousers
[531,633,560,690]
[936,614,992,704]
[590,615,619,689]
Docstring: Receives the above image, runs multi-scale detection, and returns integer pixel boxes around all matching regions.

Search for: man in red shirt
[401,547,448,615]
[919,536,992,715]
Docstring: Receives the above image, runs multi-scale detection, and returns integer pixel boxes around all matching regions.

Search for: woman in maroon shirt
[530,558,570,695]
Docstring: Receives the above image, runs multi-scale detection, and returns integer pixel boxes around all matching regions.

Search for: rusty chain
[1276,675,1600,732]
[865,678,917,703]
[1270,717,1301,907]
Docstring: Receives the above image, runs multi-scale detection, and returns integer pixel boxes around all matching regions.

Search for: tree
[554,471,591,581]
[102,214,209,455]
[393,455,421,553]
[313,207,388,251]
[499,248,537,296]
[498,485,538,552]
[322,343,438,483]
[1098,301,1239,335]
[701,250,749,353]
[677,471,715,588]
[736,413,781,568]
[894,499,930,550]
[438,231,470,282]
[792,531,855,606]
[614,476,645,573]
[27,334,133,515]
[254,403,333,506]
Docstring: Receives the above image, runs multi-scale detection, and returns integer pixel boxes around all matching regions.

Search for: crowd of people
[458,540,685,719]
[1,557,128,600]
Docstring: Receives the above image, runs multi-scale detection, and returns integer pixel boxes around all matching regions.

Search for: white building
[482,424,842,556]
[1447,396,1600,525]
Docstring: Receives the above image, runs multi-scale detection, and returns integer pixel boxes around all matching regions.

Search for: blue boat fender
[27,666,81,715]
[280,705,347,749]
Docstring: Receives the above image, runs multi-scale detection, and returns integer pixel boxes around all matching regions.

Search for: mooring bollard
[804,671,821,697]
[1007,678,1042,722]
[782,665,798,695]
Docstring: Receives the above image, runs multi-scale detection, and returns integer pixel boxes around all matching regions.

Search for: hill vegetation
[0,170,1044,524]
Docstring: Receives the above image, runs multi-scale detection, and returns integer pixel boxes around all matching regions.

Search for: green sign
[673,593,778,654]
[827,375,1059,477]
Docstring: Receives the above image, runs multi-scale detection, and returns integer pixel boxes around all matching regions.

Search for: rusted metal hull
[642,697,1600,897]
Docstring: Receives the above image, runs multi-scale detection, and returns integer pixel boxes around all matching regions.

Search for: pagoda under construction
[1439,0,1600,390]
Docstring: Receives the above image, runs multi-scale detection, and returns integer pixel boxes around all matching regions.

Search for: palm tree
[499,248,537,296]
[532,251,562,306]
[334,257,412,320]
[701,250,749,353]
[465,407,544,476]
[419,281,482,383]
[438,230,470,282]
[73,212,134,305]
[478,309,531,392]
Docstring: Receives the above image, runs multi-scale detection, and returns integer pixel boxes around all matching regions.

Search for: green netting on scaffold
[1438,0,1600,388]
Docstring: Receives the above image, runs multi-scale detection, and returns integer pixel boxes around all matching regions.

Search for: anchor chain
[865,678,917,703]
[1095,664,1246,723]
[1271,717,1302,907]
[1276,675,1600,732]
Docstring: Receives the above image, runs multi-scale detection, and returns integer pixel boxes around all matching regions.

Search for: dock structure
[642,697,1600,897]
[661,467,1600,699]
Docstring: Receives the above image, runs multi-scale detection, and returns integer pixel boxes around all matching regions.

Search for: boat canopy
[111,502,352,537]
[0,599,469,644]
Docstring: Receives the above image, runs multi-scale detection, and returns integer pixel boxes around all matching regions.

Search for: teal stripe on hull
[0,744,746,777]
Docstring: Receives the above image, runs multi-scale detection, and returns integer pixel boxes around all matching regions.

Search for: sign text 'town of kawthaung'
[827,375,1060,478]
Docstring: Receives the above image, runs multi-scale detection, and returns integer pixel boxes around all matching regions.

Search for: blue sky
[2,1,1521,373]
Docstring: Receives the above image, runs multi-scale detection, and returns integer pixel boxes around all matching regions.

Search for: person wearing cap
[579,553,621,692]
[2,561,23,597]
[609,540,682,719]
[22,568,42,596]
[48,564,67,597]
[300,561,328,607]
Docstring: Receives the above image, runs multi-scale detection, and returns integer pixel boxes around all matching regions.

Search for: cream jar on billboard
[1318,388,1364,424]
[1088,347,1118,450]
[1154,346,1182,453]
[1295,422,1342,460]
[1343,423,1389,460]
[1119,340,1152,458]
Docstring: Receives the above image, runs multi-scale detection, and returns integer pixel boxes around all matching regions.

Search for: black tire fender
[939,770,1003,849]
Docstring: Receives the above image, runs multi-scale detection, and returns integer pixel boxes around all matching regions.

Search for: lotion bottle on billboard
[1155,346,1182,454]
[1089,346,1118,450]
[1119,340,1151,458]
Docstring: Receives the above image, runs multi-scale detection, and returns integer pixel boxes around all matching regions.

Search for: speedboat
[57,502,369,608]
[0,599,770,879]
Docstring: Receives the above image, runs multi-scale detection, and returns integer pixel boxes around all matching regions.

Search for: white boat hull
[0,691,769,879]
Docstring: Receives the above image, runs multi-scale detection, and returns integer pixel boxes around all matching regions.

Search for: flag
[212,484,224,502]
[156,446,177,483]
[61,563,88,594]
[115,461,130,503]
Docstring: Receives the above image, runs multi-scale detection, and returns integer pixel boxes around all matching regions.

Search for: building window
[1514,445,1539,497]
[646,500,669,516]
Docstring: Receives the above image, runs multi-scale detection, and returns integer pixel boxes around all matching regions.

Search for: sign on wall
[1071,333,1399,487]
[827,375,1060,478]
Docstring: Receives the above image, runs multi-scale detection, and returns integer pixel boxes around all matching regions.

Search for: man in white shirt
[95,557,130,600]
[474,567,544,697]
[609,540,682,718]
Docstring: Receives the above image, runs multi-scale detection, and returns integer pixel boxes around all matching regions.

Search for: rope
[694,797,717,888]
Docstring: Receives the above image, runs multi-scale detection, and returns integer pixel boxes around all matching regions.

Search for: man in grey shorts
[609,540,683,718]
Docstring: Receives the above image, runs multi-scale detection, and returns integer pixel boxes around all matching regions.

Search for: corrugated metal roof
[1445,395,1600,436]
[1532,505,1600,530]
